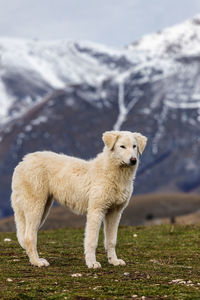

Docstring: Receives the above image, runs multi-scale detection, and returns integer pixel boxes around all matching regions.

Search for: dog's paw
[31,258,50,267]
[87,261,102,269]
[109,258,126,266]
[39,258,50,267]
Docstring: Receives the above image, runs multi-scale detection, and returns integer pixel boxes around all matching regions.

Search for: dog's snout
[130,157,137,165]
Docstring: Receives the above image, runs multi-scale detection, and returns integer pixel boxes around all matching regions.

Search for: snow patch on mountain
[128,14,200,59]
[0,80,15,121]
[165,99,200,109]
[0,38,119,87]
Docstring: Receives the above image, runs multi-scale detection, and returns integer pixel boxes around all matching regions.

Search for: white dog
[11,131,147,268]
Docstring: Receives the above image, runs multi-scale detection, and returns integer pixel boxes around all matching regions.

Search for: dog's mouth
[120,160,137,168]
[120,161,131,168]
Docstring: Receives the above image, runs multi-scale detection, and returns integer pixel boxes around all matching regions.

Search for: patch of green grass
[0,225,200,299]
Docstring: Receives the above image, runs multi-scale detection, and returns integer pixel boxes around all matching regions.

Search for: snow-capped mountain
[0,38,136,124]
[0,15,200,217]
[129,15,200,58]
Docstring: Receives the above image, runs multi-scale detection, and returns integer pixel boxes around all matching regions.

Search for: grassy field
[0,225,200,299]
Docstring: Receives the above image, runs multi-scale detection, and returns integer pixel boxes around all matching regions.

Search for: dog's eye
[120,145,126,149]
[133,145,136,148]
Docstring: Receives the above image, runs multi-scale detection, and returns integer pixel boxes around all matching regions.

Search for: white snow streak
[113,82,127,131]
[165,100,200,109]
[0,80,14,121]
[152,105,169,154]
[113,80,140,131]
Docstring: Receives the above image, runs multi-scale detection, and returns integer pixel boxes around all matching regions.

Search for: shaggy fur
[11,131,147,268]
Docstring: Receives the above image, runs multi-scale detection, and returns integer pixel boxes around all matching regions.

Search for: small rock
[4,238,11,242]
[71,273,82,277]
[132,295,138,298]
[150,259,158,264]
[170,279,184,284]
[133,234,138,237]
[93,286,101,290]
[7,278,13,282]
[178,281,186,285]
[141,296,146,300]
[124,272,130,276]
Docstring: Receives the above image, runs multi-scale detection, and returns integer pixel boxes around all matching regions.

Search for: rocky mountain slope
[0,16,200,217]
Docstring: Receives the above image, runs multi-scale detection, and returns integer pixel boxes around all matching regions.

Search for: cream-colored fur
[11,131,147,268]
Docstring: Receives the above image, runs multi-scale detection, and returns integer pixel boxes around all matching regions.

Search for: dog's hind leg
[24,199,50,267]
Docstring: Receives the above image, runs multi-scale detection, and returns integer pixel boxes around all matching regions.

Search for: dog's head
[102,131,147,167]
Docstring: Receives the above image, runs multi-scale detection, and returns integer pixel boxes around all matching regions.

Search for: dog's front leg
[84,208,104,269]
[104,207,126,266]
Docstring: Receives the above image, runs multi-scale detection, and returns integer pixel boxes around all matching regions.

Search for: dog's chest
[113,182,133,205]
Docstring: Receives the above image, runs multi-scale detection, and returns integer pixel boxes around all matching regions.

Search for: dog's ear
[102,131,119,150]
[133,132,147,155]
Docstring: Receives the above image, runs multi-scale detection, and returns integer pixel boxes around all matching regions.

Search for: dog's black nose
[130,157,137,165]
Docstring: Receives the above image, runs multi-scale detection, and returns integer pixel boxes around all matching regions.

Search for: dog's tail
[39,195,54,229]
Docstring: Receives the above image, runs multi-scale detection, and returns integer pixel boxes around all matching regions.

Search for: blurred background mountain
[0,1,200,228]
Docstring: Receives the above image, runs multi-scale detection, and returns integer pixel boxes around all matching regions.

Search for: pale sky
[0,0,200,47]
